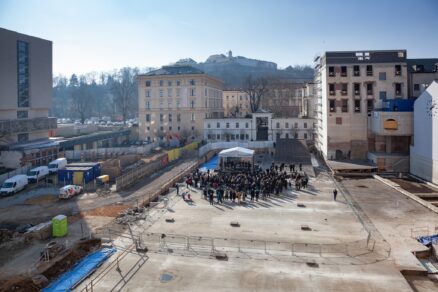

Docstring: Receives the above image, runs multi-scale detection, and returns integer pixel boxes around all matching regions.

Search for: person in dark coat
[333,189,338,201]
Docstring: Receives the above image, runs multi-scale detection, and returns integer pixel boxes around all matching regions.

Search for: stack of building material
[25,221,52,240]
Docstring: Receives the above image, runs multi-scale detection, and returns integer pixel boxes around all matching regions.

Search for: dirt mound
[80,204,130,217]
[0,275,40,292]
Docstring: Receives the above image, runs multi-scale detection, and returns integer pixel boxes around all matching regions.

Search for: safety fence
[137,232,378,259]
[0,164,31,185]
[198,141,273,157]
[115,141,200,191]
[115,157,164,191]
[63,143,159,161]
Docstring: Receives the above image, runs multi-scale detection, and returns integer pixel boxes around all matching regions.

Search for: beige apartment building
[138,65,224,143]
[223,90,250,117]
[314,50,411,162]
[0,28,57,168]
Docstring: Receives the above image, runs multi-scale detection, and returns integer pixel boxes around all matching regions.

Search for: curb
[373,175,438,215]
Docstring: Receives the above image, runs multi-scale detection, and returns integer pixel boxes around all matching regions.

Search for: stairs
[274,139,311,164]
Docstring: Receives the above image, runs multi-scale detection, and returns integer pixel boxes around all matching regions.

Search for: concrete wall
[54,124,99,137]
[410,81,438,184]
[370,111,413,136]
[0,151,24,169]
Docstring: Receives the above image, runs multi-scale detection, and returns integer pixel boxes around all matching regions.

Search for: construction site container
[58,166,95,185]
[67,162,101,177]
[52,215,68,237]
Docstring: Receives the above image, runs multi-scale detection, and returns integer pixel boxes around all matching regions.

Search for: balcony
[370,111,412,136]
[0,117,57,135]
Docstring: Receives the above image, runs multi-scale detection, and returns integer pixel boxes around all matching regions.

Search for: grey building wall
[0,27,54,145]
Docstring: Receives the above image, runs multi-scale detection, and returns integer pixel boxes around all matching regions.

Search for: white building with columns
[203,111,314,142]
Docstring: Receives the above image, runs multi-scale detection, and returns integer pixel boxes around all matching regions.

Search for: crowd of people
[183,162,309,205]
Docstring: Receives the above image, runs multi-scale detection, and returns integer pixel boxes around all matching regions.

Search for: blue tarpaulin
[42,247,116,292]
[416,234,438,246]
[199,154,219,171]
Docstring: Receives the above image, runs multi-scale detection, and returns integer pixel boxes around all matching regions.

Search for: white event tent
[218,147,255,172]
[218,147,255,158]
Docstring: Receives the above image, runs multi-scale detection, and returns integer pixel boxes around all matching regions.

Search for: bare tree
[110,67,138,124]
[179,128,192,145]
[70,76,91,124]
[243,75,269,113]
[230,105,240,117]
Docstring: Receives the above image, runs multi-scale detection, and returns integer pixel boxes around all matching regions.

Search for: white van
[0,175,28,196]
[48,158,67,174]
[27,166,49,183]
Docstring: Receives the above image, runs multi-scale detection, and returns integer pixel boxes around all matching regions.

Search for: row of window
[225,95,249,100]
[145,113,196,123]
[145,79,196,87]
[145,99,195,109]
[328,99,374,113]
[207,122,250,129]
[146,88,194,98]
[145,99,222,109]
[328,65,402,77]
[17,40,30,108]
[328,82,403,96]
[206,132,309,140]
[146,125,196,132]
[145,88,222,99]
[206,121,309,129]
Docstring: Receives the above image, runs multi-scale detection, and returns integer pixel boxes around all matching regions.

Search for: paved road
[0,158,197,225]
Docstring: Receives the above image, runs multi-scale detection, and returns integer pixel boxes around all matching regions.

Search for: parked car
[0,175,28,196]
[27,166,49,183]
[48,158,68,174]
[59,185,83,199]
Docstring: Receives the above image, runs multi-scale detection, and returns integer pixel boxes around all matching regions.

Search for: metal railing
[138,232,377,258]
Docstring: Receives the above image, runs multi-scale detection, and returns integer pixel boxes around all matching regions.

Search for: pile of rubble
[0,229,14,244]
[115,207,147,225]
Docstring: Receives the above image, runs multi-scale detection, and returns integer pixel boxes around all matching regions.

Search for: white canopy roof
[218,147,255,158]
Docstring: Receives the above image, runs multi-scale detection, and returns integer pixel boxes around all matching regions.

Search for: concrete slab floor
[341,178,438,271]
[75,170,425,291]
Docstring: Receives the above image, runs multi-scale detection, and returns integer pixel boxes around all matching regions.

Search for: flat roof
[138,65,205,77]
[322,50,407,65]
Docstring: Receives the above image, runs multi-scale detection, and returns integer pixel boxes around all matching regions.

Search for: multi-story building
[203,111,314,142]
[314,50,411,163]
[407,59,438,98]
[261,80,303,118]
[223,90,251,117]
[295,82,316,118]
[0,28,56,168]
[138,65,224,143]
